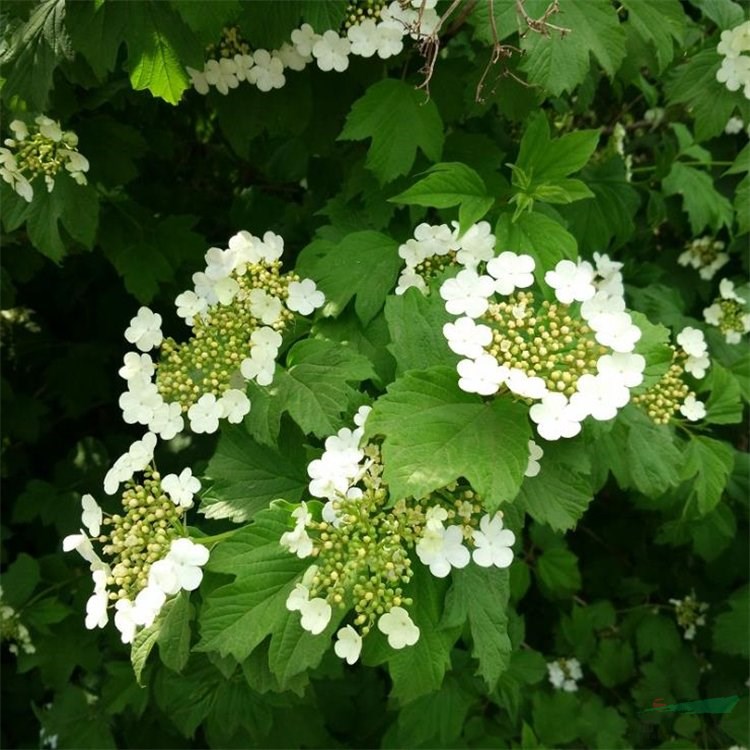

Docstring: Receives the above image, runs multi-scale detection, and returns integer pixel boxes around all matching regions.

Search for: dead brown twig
[516,0,571,37]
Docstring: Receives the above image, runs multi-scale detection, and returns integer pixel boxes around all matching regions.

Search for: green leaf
[157,592,192,673]
[682,435,734,514]
[200,425,307,522]
[713,586,749,657]
[536,547,581,597]
[393,675,478,748]
[24,175,100,263]
[520,0,626,95]
[704,363,743,424]
[467,0,521,44]
[689,0,746,30]
[384,289,454,375]
[562,157,640,253]
[197,508,336,676]
[131,618,161,685]
[736,174,750,235]
[519,446,593,532]
[621,0,687,71]
[366,367,531,506]
[389,162,495,234]
[339,79,444,185]
[276,339,376,438]
[662,162,733,234]
[366,565,460,703]
[296,231,401,326]
[494,211,578,284]
[624,408,683,497]
[66,0,126,79]
[590,639,634,687]
[170,1,241,45]
[1,0,72,110]
[236,2,302,49]
[666,48,747,141]
[1,553,40,609]
[532,692,580,746]
[300,0,347,32]
[122,1,204,104]
[443,566,512,688]
[630,312,673,392]
[515,114,601,183]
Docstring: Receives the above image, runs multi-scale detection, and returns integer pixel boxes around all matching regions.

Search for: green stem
[630,160,734,174]
[192,529,240,546]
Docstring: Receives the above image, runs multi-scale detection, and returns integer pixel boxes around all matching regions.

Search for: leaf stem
[192,529,239,546]
[630,160,734,174]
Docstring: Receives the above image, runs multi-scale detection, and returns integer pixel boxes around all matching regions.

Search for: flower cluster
[187,1,439,96]
[0,586,35,657]
[281,407,520,664]
[677,236,729,281]
[0,116,89,202]
[118,230,324,438]
[63,460,208,644]
[416,221,645,441]
[547,657,583,692]
[724,115,749,135]
[669,593,709,641]
[703,278,750,344]
[633,326,709,424]
[716,21,750,100]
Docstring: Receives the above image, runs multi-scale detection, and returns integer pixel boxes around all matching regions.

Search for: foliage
[1,1,748,749]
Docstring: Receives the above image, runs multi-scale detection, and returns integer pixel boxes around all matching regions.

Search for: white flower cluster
[669,593,709,641]
[188,1,438,97]
[547,657,583,692]
[716,21,750,100]
[0,116,89,202]
[0,585,35,656]
[678,236,729,281]
[118,229,324,441]
[704,278,750,344]
[416,508,515,577]
[431,223,644,441]
[63,478,209,644]
[395,221,495,295]
[281,405,525,665]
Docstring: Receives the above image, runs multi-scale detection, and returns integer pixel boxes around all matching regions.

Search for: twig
[516,0,571,36]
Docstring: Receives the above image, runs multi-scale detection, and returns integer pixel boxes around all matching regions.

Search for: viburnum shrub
[1,1,748,749]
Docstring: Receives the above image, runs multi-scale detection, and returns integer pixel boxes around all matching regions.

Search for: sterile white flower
[395,269,428,295]
[127,432,158,473]
[187,393,222,434]
[287,279,325,315]
[118,352,155,382]
[720,278,745,303]
[124,307,163,352]
[580,290,625,321]
[148,401,184,440]
[187,65,210,95]
[275,43,309,72]
[84,570,108,630]
[377,606,420,649]
[596,352,645,388]
[353,405,372,428]
[416,524,470,577]
[677,327,707,358]
[685,354,710,379]
[132,585,166,628]
[249,288,284,325]
[35,115,62,142]
[114,599,138,644]
[155,538,209,594]
[525,440,544,478]
[228,230,261,265]
[348,19,379,57]
[703,303,722,327]
[233,53,255,82]
[375,20,405,58]
[454,221,496,267]
[291,24,321,57]
[505,368,548,400]
[413,222,454,256]
[589,311,641,353]
[439,269,495,318]
[443,316,493,359]
[569,373,630,422]
[544,259,596,304]
[119,380,162,426]
[680,394,707,421]
[249,49,286,92]
[240,351,276,386]
[486,252,535,295]
[204,57,239,95]
[286,583,310,612]
[81,494,102,537]
[334,625,363,664]
[312,30,351,72]
[9,120,28,141]
[529,393,583,441]
[218,388,251,424]
[725,116,744,134]
[63,531,99,565]
[472,513,515,568]
[161,468,201,509]
[204,246,238,281]
[299,597,332,634]
[456,354,508,396]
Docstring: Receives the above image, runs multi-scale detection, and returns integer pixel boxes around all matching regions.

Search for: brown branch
[516,0,571,36]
